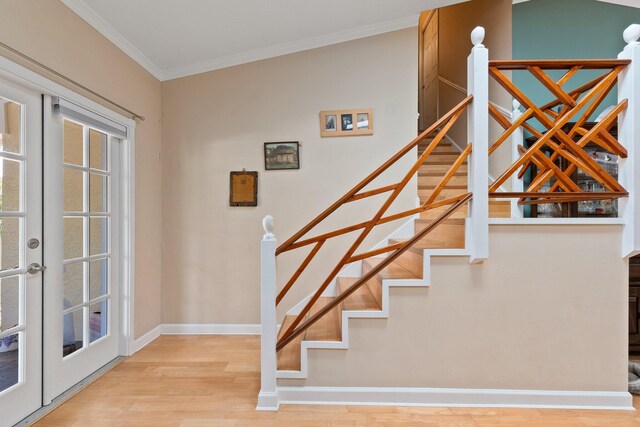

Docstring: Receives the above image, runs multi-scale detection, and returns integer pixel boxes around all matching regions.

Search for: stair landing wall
[278,224,627,393]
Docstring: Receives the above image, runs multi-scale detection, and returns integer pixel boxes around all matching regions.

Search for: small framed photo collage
[320,108,373,137]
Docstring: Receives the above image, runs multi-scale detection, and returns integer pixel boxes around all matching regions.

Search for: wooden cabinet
[630,256,640,353]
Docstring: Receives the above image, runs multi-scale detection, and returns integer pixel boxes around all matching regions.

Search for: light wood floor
[33,335,640,426]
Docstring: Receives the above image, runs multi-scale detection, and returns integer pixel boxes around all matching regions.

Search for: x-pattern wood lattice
[487,59,631,205]
[274,97,474,352]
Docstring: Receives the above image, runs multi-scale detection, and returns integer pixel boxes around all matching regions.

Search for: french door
[0,83,124,425]
[0,79,43,426]
[43,96,121,401]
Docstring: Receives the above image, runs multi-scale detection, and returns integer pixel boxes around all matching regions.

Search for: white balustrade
[257,215,279,410]
[467,26,489,263]
[511,99,524,218]
[618,24,640,258]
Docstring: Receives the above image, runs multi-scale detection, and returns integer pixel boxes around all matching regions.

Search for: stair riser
[360,263,383,308]
[421,154,467,164]
[413,223,465,249]
[420,175,468,187]
[420,206,468,219]
[419,164,467,174]
[337,277,382,311]
[393,250,423,278]
[418,144,456,154]
[489,200,511,218]
[419,188,469,201]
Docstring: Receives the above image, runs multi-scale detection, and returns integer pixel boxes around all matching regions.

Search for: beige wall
[161,29,419,324]
[438,0,513,187]
[280,225,627,391]
[0,0,162,339]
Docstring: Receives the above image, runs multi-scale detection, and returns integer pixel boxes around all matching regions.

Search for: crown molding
[160,15,419,81]
[596,0,640,8]
[513,0,640,7]
[60,1,419,81]
[60,0,164,80]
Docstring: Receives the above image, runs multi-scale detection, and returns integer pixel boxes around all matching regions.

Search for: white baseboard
[131,324,262,354]
[162,323,261,335]
[277,386,634,410]
[132,325,162,353]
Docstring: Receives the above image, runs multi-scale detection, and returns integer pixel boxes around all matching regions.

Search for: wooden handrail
[490,192,628,201]
[348,241,405,264]
[346,184,399,203]
[276,240,325,305]
[489,59,630,70]
[275,95,472,256]
[276,104,469,342]
[276,192,472,352]
[281,194,469,254]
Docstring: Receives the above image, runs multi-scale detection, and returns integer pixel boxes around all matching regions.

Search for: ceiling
[61,0,466,81]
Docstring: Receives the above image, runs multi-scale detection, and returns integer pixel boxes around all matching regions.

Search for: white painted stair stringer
[276,245,471,380]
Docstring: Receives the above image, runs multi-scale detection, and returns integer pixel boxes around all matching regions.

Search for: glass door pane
[45,97,120,403]
[0,81,44,427]
[62,122,112,357]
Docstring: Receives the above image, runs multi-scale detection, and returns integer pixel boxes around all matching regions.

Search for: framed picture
[324,114,337,132]
[229,171,258,206]
[357,112,369,130]
[320,109,373,137]
[341,114,353,131]
[264,141,300,170]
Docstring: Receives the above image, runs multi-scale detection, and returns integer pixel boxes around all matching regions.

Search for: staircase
[258,27,639,410]
[276,137,509,375]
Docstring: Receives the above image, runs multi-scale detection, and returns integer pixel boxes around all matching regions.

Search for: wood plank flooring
[33,335,640,426]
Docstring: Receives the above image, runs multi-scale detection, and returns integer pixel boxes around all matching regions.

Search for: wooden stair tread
[277,315,304,371]
[337,278,381,311]
[363,258,419,280]
[415,218,465,225]
[421,161,468,166]
[388,239,422,256]
[419,171,467,177]
[419,184,467,190]
[304,297,342,342]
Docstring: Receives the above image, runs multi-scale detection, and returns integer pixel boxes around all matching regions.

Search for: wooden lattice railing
[488,59,631,206]
[274,97,474,352]
[258,25,640,410]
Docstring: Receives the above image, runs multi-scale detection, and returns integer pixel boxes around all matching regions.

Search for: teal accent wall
[513,0,640,121]
[513,0,640,216]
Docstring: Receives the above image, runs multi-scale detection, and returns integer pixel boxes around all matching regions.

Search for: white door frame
[0,57,136,401]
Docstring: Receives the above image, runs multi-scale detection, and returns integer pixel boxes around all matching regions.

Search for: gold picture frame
[320,108,374,137]
[229,171,258,206]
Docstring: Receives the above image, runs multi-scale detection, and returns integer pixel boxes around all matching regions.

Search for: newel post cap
[624,24,640,49]
[471,26,485,48]
[512,99,521,112]
[262,215,275,240]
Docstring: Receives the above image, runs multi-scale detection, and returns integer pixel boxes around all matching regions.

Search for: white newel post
[619,24,640,258]
[511,100,524,218]
[257,215,279,410]
[467,27,489,263]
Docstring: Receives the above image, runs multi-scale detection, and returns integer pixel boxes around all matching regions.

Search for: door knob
[26,263,47,274]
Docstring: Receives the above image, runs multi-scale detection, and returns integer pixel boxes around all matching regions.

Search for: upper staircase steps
[418,138,510,218]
